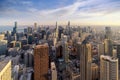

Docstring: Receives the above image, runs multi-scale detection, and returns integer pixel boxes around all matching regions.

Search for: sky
[0,0,120,26]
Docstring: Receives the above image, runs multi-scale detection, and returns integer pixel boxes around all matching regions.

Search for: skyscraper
[104,39,113,56]
[80,43,92,80]
[54,22,59,46]
[55,21,59,39]
[98,43,105,58]
[62,41,69,63]
[100,55,119,80]
[34,23,37,32]
[0,58,12,80]
[51,62,57,80]
[117,45,120,70]
[13,22,17,35]
[34,44,49,80]
[105,27,112,39]
[91,63,99,80]
[67,21,71,38]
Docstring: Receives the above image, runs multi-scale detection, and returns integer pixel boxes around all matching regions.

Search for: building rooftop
[101,55,118,62]
[35,44,48,49]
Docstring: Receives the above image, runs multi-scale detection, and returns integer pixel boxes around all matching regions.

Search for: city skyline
[0,0,120,26]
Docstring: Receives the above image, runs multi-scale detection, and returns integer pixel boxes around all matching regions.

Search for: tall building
[80,43,92,80]
[117,45,120,70]
[51,62,57,80]
[0,58,12,80]
[100,55,119,80]
[12,22,17,35]
[54,22,59,46]
[28,34,33,44]
[98,43,104,58]
[113,49,117,58]
[104,39,113,56]
[0,40,7,54]
[67,21,71,38]
[28,27,32,34]
[105,27,112,39]
[34,23,37,32]
[62,41,69,63]
[91,63,99,80]
[76,42,81,59]
[78,26,82,37]
[34,44,49,80]
[55,21,59,39]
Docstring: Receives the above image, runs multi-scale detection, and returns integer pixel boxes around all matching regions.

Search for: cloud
[0,0,120,25]
[32,0,120,18]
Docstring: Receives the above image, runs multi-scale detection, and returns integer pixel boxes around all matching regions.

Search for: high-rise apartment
[34,44,49,80]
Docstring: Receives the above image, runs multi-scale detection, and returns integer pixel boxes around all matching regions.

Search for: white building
[100,55,119,80]
[51,62,57,80]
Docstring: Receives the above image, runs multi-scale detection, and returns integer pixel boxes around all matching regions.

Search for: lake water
[0,26,25,33]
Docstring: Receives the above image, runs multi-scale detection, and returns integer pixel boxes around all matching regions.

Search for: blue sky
[0,0,120,26]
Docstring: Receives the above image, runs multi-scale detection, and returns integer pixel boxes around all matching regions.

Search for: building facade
[80,43,92,80]
[100,55,119,80]
[0,59,12,80]
[34,44,49,80]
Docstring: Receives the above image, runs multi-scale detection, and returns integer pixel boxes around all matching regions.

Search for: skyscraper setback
[100,55,119,80]
[34,44,49,80]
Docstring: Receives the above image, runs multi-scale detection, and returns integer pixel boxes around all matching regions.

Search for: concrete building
[80,43,92,80]
[62,42,69,63]
[34,23,37,32]
[113,49,117,58]
[105,27,112,39]
[0,40,7,54]
[76,42,81,59]
[104,39,113,56]
[91,63,99,80]
[98,43,104,58]
[51,62,57,80]
[0,58,12,80]
[117,45,120,70]
[0,34,5,40]
[34,44,49,80]
[24,49,34,67]
[13,65,19,80]
[9,41,21,48]
[100,55,119,80]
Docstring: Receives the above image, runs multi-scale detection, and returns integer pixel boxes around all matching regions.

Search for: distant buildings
[100,55,119,80]
[34,23,37,32]
[12,22,17,36]
[0,40,7,55]
[34,44,49,80]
